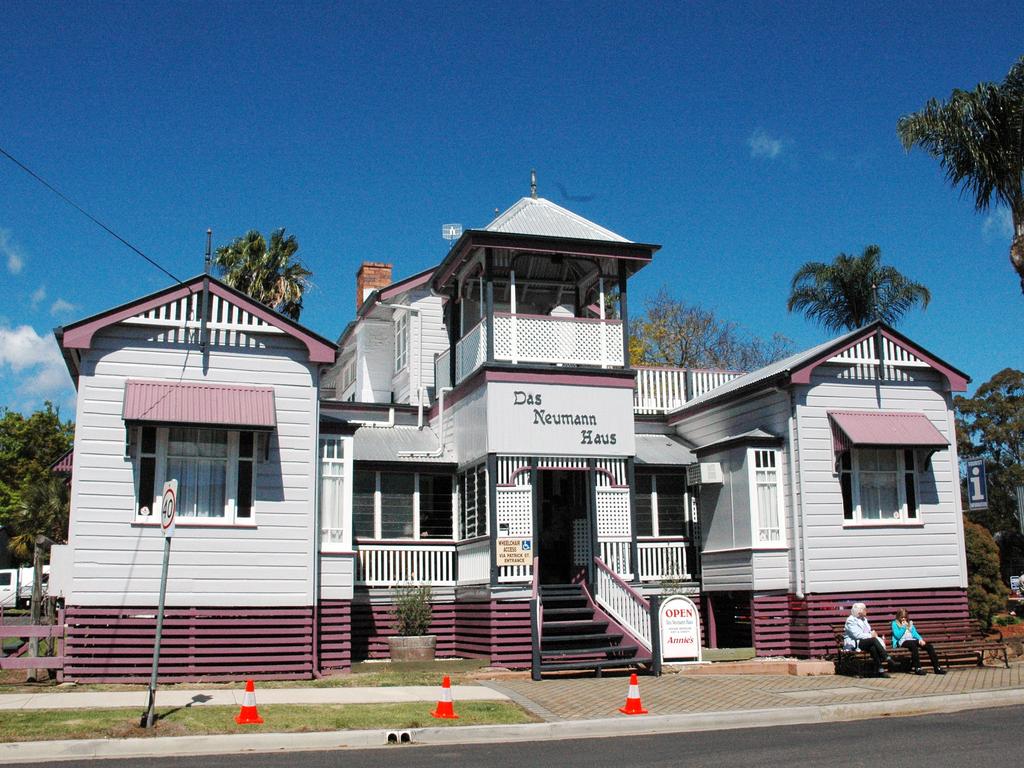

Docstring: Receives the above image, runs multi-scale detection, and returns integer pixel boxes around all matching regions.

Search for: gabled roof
[667,321,969,423]
[56,274,337,381]
[484,196,631,242]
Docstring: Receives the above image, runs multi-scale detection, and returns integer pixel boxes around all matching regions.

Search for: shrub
[393,584,433,637]
[964,517,1010,627]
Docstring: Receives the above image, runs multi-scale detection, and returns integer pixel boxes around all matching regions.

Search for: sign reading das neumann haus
[487,382,636,456]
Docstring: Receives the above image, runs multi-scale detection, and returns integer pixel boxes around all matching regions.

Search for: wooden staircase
[535,583,652,677]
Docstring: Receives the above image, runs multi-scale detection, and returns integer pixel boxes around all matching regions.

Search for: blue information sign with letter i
[966,457,988,511]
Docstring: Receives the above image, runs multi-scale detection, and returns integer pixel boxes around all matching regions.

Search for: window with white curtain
[134,425,258,524]
[839,448,919,524]
[749,449,783,544]
[319,437,347,546]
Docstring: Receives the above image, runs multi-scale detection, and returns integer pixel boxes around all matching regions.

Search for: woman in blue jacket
[891,608,945,675]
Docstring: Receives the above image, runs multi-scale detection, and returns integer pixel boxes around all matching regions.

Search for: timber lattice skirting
[63,606,315,683]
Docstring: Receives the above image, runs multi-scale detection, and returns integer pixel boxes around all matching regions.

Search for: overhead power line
[0,144,184,285]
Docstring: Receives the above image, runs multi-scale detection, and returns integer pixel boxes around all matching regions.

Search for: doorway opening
[537,470,589,584]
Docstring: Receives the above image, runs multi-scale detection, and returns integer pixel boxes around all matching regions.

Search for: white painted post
[510,269,518,364]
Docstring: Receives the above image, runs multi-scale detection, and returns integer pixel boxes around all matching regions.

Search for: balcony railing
[453,314,624,384]
[633,367,742,414]
[637,538,694,582]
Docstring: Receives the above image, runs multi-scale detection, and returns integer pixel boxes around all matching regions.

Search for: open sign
[659,594,702,663]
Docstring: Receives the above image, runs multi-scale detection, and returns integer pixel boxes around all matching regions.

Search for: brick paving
[489,663,1024,721]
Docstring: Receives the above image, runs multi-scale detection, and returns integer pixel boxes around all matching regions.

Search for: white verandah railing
[633,367,743,414]
[456,537,490,584]
[593,557,652,651]
[355,541,456,586]
[637,539,692,582]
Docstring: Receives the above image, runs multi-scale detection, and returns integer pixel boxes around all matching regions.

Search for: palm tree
[8,476,69,561]
[214,228,312,320]
[787,245,931,332]
[897,56,1024,294]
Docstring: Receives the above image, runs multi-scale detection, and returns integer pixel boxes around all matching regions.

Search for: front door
[538,470,590,584]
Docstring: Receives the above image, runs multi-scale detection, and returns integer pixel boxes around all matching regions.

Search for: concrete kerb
[2,687,1024,764]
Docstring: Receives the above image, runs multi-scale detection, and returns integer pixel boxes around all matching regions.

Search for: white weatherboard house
[53,192,972,681]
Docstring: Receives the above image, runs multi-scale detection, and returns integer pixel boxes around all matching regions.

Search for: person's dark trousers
[857,637,887,671]
[901,639,941,671]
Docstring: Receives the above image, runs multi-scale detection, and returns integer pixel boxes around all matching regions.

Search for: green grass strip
[0,702,536,742]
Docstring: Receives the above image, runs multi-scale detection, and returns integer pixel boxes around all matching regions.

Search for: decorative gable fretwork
[123,290,285,347]
[825,334,930,383]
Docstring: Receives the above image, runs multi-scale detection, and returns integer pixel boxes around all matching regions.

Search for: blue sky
[2,1,1022,415]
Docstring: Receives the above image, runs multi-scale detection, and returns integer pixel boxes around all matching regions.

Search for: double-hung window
[134,426,258,524]
[748,449,784,545]
[839,448,919,524]
[394,311,409,372]
[319,437,350,547]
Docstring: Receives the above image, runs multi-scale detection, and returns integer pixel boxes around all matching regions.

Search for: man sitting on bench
[843,603,894,678]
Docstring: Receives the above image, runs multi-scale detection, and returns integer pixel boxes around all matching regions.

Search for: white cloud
[982,207,1014,240]
[748,129,783,160]
[50,298,77,316]
[31,285,47,309]
[0,229,25,274]
[0,324,72,403]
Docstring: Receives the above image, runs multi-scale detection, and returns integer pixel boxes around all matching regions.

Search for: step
[541,594,589,606]
[542,607,593,619]
[543,620,609,634]
[539,657,653,673]
[541,632,623,645]
[541,644,638,659]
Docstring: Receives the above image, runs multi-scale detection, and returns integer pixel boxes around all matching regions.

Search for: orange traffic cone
[431,675,459,719]
[235,679,264,725]
[618,673,648,715]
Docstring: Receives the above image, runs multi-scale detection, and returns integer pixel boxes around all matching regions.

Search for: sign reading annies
[486,382,636,456]
[659,595,702,663]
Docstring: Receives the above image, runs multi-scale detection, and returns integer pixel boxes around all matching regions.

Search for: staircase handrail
[592,556,652,651]
[530,555,543,680]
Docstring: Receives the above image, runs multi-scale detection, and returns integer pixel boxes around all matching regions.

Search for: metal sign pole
[143,479,176,729]
[144,535,171,728]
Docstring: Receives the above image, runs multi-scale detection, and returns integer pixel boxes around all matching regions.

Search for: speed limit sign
[161,480,177,538]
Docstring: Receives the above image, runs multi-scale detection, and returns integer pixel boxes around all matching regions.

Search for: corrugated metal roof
[634,434,696,466]
[695,428,782,453]
[122,380,276,429]
[829,411,948,449]
[484,197,631,242]
[351,426,455,464]
[669,325,869,415]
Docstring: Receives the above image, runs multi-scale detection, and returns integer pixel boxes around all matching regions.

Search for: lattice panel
[596,487,631,537]
[496,487,533,537]
[492,315,623,366]
[573,518,592,566]
[455,321,487,383]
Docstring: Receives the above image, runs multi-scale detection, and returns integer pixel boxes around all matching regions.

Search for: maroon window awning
[123,380,276,430]
[828,410,948,452]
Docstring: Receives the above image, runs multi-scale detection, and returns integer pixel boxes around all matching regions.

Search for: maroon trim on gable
[790,326,968,392]
[376,266,436,302]
[59,275,336,365]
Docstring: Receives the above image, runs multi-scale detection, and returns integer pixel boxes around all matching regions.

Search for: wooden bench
[833,619,1008,676]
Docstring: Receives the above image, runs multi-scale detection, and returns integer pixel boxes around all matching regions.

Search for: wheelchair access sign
[965,458,988,511]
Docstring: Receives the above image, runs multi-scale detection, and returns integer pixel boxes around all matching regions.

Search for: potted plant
[387,584,436,662]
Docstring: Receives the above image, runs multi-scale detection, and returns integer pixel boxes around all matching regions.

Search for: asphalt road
[9,705,1022,768]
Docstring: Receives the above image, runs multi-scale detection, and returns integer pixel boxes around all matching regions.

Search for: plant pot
[387,635,437,662]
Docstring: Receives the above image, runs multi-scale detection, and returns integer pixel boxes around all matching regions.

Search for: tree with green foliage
[786,245,931,332]
[630,290,792,371]
[0,404,74,556]
[8,475,69,560]
[214,228,312,320]
[897,55,1024,294]
[955,368,1024,534]
[963,517,1010,627]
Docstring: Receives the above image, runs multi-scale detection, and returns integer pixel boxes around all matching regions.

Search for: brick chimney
[356,262,393,312]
